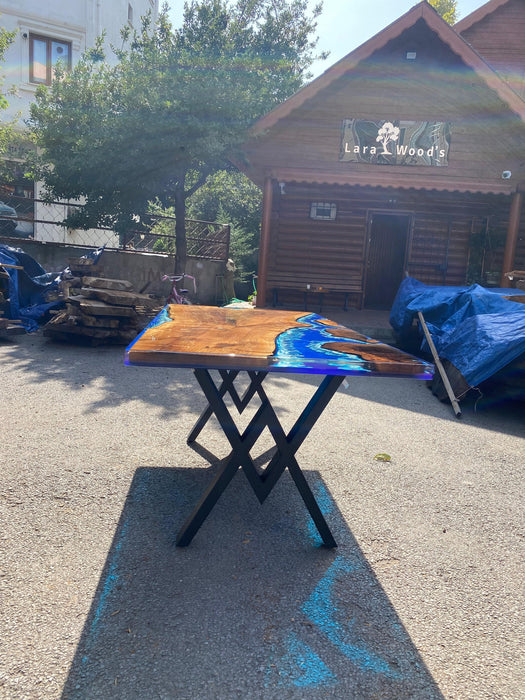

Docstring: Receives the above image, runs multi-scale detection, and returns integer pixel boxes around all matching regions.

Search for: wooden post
[256,177,273,308]
[418,311,462,419]
[500,191,523,288]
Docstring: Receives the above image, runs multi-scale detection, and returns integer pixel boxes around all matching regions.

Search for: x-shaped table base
[176,369,344,547]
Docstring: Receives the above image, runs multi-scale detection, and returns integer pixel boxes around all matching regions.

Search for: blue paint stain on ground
[267,633,337,688]
[266,477,403,688]
[79,471,152,667]
[81,520,129,660]
[302,556,401,679]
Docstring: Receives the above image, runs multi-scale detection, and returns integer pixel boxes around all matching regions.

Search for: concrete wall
[0,238,227,305]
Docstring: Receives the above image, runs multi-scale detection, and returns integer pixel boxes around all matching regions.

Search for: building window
[29,34,71,85]
[128,4,134,25]
[309,202,337,221]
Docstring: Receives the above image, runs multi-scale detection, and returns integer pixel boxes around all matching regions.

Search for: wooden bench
[267,272,364,311]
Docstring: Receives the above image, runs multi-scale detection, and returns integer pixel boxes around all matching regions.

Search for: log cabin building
[237,0,525,310]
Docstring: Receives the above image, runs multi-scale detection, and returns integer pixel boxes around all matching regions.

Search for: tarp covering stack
[0,244,62,332]
[390,277,525,394]
[0,245,109,333]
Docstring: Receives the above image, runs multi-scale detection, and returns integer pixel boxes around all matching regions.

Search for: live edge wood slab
[125,305,433,379]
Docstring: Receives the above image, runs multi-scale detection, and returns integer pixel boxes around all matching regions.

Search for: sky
[167,0,489,79]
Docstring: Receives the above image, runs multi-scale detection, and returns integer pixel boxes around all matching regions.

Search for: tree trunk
[173,178,187,275]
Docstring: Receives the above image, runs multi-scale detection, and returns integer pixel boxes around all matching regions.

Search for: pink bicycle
[162,274,196,304]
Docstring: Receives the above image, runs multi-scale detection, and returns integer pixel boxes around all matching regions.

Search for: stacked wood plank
[43,257,163,345]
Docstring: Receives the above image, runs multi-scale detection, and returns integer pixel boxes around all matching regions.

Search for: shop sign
[339,119,450,166]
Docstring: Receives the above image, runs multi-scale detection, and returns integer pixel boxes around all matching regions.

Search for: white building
[0,0,159,244]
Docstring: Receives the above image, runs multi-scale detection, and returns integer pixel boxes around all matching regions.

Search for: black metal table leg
[187,369,238,443]
[187,369,264,443]
[176,369,344,548]
[176,452,242,547]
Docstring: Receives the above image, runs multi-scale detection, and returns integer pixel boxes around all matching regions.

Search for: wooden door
[364,213,411,309]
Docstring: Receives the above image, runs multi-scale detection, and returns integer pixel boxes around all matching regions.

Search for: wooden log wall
[244,21,525,194]
[458,0,525,100]
[265,182,523,308]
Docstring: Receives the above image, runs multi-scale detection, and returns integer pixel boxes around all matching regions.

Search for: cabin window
[310,202,337,221]
[30,34,71,85]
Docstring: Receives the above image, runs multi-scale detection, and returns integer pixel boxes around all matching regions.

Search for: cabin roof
[454,0,511,33]
[249,0,525,138]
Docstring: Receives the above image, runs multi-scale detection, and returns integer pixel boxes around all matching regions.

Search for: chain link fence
[0,193,230,261]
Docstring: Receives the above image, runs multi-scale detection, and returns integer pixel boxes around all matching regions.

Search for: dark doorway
[364,213,411,309]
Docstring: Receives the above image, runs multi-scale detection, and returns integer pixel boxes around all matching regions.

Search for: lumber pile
[43,257,163,345]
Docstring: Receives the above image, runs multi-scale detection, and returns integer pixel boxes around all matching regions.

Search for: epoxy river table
[125,305,433,548]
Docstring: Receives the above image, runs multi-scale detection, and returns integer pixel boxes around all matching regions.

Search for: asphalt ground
[1,326,524,699]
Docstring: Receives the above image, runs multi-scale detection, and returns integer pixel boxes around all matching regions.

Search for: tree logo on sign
[376,122,400,155]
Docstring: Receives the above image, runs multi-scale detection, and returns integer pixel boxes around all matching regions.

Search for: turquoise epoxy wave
[273,313,372,373]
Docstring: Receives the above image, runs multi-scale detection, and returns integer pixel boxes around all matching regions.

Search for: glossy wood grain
[125,305,433,378]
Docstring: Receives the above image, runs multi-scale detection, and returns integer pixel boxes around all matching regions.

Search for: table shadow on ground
[62,466,445,699]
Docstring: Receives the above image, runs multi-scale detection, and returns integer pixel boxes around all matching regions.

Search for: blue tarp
[0,244,106,332]
[390,277,525,388]
[0,244,61,331]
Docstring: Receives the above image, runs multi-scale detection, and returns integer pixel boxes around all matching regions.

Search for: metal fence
[123,214,231,260]
[0,194,230,261]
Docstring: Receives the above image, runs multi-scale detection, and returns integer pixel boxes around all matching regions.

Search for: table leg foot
[288,461,337,548]
[176,458,240,547]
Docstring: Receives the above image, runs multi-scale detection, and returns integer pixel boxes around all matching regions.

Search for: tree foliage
[187,168,262,289]
[28,0,324,272]
[428,0,458,25]
[0,24,16,111]
[0,23,27,183]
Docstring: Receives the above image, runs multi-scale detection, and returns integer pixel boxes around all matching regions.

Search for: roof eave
[249,0,525,137]
[246,166,522,196]
[454,0,510,33]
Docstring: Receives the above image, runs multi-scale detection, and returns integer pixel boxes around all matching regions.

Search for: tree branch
[185,166,214,199]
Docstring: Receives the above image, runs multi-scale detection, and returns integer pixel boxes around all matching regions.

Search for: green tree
[0,23,26,184]
[0,25,16,111]
[428,0,458,25]
[28,1,324,273]
[187,168,262,293]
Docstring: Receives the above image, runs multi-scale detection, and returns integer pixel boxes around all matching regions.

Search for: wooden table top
[125,305,434,378]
